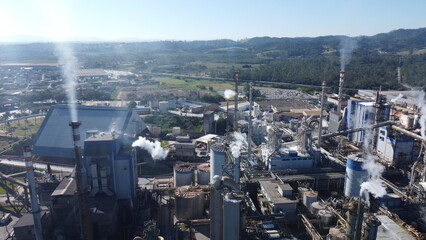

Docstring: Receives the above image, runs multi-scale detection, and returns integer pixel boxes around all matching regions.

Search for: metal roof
[33,104,146,159]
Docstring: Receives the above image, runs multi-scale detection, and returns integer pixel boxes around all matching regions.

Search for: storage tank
[400,115,414,129]
[303,190,318,209]
[174,164,194,187]
[223,193,242,240]
[318,209,333,227]
[175,186,205,220]
[327,227,346,240]
[197,163,210,185]
[344,156,369,198]
[310,201,326,215]
[210,143,227,184]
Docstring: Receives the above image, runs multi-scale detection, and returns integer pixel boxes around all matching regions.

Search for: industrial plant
[1,69,426,240]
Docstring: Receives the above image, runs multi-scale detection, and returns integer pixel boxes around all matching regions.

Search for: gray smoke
[229,132,247,159]
[132,136,169,160]
[56,43,78,122]
[339,37,358,71]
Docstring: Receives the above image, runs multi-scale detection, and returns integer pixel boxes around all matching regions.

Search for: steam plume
[56,43,78,122]
[229,132,247,159]
[339,37,358,71]
[359,120,386,204]
[132,137,169,160]
[224,89,236,100]
[390,93,404,103]
[416,91,426,139]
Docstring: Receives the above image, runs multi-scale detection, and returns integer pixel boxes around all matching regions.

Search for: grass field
[0,117,44,138]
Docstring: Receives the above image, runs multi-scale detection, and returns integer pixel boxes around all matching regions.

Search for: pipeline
[313,121,395,141]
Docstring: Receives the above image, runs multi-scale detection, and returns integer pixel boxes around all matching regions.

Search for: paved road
[0,159,73,173]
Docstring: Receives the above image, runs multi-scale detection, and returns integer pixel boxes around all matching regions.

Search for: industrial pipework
[23,146,43,240]
[69,121,94,240]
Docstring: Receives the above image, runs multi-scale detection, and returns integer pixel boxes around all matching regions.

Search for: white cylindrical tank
[175,186,205,220]
[210,143,227,184]
[197,163,210,185]
[174,164,194,187]
[327,227,346,240]
[303,190,318,209]
[310,201,326,215]
[223,193,241,240]
[172,127,181,136]
[318,209,333,226]
[344,156,369,198]
[400,115,414,129]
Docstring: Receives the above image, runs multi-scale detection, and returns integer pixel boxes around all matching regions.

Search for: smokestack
[318,81,326,148]
[23,146,43,240]
[233,72,239,131]
[337,71,345,113]
[69,121,94,240]
[247,82,253,160]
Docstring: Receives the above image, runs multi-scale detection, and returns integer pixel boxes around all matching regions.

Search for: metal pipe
[391,125,426,143]
[23,146,43,240]
[233,72,239,132]
[313,121,395,140]
[70,121,93,240]
[318,81,326,148]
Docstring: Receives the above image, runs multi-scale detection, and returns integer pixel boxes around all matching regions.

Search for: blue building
[345,99,390,143]
[376,126,417,166]
[83,132,137,206]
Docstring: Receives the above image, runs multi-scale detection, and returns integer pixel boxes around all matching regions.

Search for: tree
[128,101,137,108]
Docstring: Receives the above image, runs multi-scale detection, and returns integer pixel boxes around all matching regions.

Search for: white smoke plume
[360,121,386,204]
[229,132,247,159]
[390,93,404,103]
[339,37,358,71]
[224,89,236,100]
[56,43,78,122]
[132,137,169,160]
[416,91,426,139]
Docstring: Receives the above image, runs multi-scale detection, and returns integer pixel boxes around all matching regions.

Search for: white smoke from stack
[229,132,247,159]
[339,37,358,71]
[359,118,386,205]
[224,89,236,100]
[57,43,78,122]
[390,93,404,103]
[416,91,426,139]
[132,137,169,160]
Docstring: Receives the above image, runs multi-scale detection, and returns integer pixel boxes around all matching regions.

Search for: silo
[310,201,326,215]
[210,143,227,184]
[223,193,242,240]
[302,190,318,209]
[318,209,333,227]
[344,156,369,198]
[175,186,205,220]
[197,163,210,185]
[174,164,194,187]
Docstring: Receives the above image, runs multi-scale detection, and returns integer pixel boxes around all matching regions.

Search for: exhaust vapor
[390,93,404,103]
[416,91,426,139]
[339,37,358,71]
[132,136,169,160]
[224,89,236,100]
[229,132,247,159]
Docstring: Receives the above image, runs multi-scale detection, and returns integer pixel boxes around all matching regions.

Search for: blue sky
[1,0,425,41]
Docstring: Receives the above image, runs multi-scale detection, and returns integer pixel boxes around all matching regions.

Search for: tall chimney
[233,72,239,132]
[23,146,43,240]
[69,121,93,240]
[318,81,326,148]
[337,71,345,113]
[247,82,253,160]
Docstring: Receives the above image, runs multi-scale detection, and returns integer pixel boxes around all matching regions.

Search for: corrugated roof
[33,104,146,159]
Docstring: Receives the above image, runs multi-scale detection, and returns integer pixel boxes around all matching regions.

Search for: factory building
[376,126,417,166]
[259,180,298,214]
[266,149,314,170]
[32,104,146,165]
[346,99,390,143]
